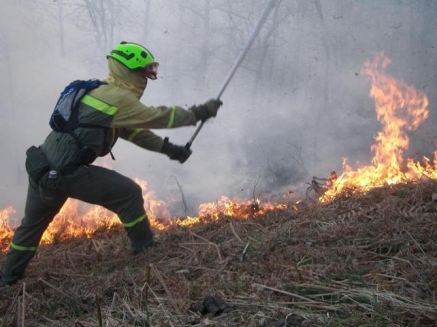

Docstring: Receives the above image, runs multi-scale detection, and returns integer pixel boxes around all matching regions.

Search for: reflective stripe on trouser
[2,165,153,284]
[2,177,67,284]
[64,165,154,249]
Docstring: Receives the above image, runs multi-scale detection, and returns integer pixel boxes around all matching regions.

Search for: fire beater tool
[185,0,278,149]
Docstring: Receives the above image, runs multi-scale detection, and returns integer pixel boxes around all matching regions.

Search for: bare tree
[71,0,121,54]
[55,0,66,57]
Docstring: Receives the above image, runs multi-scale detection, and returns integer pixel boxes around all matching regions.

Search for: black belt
[60,163,82,176]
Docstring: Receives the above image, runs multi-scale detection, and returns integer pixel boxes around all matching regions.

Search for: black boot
[1,270,22,287]
[130,238,157,255]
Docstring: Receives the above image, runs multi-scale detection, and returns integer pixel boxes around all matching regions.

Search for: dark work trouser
[2,165,153,285]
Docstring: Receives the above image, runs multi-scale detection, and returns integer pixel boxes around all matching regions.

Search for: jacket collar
[104,58,148,99]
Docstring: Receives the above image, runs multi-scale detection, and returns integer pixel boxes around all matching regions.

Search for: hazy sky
[1,0,436,218]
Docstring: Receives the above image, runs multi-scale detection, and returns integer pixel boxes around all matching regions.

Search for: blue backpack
[49,79,103,132]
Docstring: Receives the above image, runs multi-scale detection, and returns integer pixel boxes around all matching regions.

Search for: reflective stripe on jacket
[42,58,196,169]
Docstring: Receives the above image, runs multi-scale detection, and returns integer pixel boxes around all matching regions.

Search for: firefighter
[0,41,222,286]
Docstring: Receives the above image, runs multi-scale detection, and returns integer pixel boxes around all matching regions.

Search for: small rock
[189,302,206,315]
[202,296,227,315]
[203,296,218,314]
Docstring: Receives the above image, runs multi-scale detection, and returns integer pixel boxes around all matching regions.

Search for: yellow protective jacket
[42,58,197,170]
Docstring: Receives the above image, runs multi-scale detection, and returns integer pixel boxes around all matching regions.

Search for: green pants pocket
[25,146,50,183]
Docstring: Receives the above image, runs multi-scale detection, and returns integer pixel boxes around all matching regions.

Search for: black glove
[189,98,223,122]
[161,137,192,163]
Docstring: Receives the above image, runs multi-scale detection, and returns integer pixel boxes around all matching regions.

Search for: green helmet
[108,41,157,70]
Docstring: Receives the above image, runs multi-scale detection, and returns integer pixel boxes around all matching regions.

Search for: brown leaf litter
[1,181,437,326]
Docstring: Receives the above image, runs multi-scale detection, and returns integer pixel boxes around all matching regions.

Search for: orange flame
[0,206,15,252]
[40,199,120,244]
[0,178,174,251]
[324,52,432,199]
[175,196,286,227]
[198,196,286,220]
[2,52,434,251]
[0,180,287,252]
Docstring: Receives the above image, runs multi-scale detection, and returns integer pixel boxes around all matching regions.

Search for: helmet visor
[139,62,159,80]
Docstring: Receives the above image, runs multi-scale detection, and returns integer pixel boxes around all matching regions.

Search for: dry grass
[1,181,437,326]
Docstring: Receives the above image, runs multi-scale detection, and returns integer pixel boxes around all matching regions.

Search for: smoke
[1,0,437,219]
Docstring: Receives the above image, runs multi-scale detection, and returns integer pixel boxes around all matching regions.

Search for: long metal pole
[186,0,278,149]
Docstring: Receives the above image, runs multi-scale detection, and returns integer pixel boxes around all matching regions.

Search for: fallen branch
[252,283,338,311]
[189,232,223,261]
[151,265,183,316]
[38,278,91,312]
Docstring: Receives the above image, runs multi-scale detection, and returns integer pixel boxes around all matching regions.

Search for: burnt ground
[1,181,437,327]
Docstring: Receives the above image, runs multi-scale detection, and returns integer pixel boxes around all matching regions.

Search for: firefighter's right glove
[161,137,192,164]
[189,99,223,122]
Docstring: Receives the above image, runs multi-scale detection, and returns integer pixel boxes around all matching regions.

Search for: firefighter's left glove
[161,137,192,164]
[189,99,223,122]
